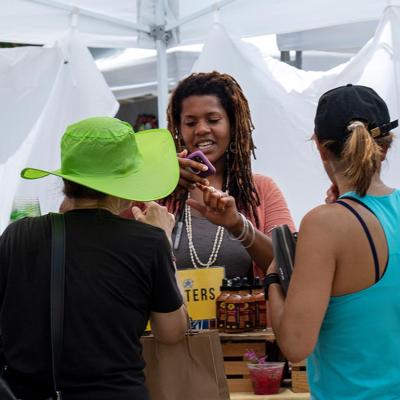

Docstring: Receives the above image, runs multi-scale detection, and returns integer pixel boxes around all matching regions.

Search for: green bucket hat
[21,116,179,201]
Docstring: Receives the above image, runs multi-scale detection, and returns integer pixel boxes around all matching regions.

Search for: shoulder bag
[0,213,65,400]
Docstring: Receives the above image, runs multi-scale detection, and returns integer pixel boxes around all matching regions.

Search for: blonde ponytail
[342,121,382,196]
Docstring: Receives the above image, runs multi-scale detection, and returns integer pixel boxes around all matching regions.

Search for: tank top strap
[336,198,380,283]
[340,195,376,214]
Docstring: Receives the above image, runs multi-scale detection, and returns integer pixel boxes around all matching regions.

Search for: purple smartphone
[187,150,216,178]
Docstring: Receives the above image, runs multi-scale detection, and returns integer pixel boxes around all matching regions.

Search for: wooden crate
[219,330,275,393]
[290,360,310,393]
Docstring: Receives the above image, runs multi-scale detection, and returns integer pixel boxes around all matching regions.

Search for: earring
[224,151,230,194]
[229,141,237,154]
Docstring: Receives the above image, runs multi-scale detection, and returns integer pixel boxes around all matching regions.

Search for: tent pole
[156,37,168,128]
[155,0,169,128]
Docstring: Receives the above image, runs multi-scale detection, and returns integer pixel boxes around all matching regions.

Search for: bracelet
[243,219,256,248]
[228,213,257,249]
[263,273,280,301]
[228,213,248,241]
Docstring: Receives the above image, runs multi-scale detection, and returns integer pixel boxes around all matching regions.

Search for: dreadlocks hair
[163,71,260,227]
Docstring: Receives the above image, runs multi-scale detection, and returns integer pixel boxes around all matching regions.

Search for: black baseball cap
[314,84,398,141]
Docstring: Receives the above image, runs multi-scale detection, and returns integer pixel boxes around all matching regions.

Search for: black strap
[340,195,376,215]
[336,200,380,283]
[370,119,398,138]
[50,213,65,400]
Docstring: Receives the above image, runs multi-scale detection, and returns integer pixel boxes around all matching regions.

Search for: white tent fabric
[0,0,140,48]
[2,0,397,47]
[0,30,118,232]
[98,47,354,101]
[175,0,400,45]
[277,20,379,52]
[100,50,199,100]
[193,6,400,225]
[3,0,399,126]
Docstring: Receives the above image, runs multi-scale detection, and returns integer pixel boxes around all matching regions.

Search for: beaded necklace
[184,192,225,269]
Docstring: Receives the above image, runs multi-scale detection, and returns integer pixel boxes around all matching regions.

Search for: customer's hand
[59,197,73,213]
[186,184,242,231]
[131,202,175,245]
[325,184,339,204]
[177,150,210,191]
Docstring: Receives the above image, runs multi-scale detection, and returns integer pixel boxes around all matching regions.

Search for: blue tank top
[307,189,400,400]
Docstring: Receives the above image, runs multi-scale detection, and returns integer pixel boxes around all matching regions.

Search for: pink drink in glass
[248,362,284,395]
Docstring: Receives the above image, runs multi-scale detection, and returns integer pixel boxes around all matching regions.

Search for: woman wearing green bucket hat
[0,117,187,400]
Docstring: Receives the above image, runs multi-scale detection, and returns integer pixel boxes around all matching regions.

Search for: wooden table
[219,329,276,342]
[230,389,310,399]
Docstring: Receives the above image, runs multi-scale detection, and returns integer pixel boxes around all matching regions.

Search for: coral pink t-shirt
[251,174,295,234]
[247,174,296,277]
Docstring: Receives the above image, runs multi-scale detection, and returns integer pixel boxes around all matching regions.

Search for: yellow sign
[177,267,225,320]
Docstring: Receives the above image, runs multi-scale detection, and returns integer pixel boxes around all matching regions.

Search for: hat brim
[21,128,179,201]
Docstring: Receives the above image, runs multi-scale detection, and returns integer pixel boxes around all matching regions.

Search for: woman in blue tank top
[266,84,399,399]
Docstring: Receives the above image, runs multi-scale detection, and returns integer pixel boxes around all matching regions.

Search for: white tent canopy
[100,50,200,100]
[276,20,379,52]
[2,0,400,125]
[1,0,398,47]
[98,33,359,102]
[99,48,357,101]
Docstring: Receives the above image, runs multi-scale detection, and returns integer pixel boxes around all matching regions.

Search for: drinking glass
[247,362,285,395]
[9,197,41,223]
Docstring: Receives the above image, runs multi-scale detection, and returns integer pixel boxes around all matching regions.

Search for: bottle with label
[239,277,255,331]
[252,277,267,330]
[216,278,231,331]
[225,278,243,333]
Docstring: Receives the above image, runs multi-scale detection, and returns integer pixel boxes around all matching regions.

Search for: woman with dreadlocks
[164,71,295,281]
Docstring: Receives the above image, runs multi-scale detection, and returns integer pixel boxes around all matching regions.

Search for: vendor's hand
[177,150,210,191]
[325,183,339,204]
[131,202,175,244]
[186,184,242,230]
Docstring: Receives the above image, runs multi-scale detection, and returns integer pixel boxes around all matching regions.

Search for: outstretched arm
[187,184,274,274]
[267,206,337,362]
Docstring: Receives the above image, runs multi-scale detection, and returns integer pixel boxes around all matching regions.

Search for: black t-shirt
[0,209,183,400]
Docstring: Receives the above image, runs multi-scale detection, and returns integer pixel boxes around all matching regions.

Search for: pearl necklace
[184,195,225,269]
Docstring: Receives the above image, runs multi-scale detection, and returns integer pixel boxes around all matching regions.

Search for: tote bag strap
[50,213,66,400]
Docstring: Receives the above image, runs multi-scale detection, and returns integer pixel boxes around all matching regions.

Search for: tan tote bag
[141,330,230,400]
